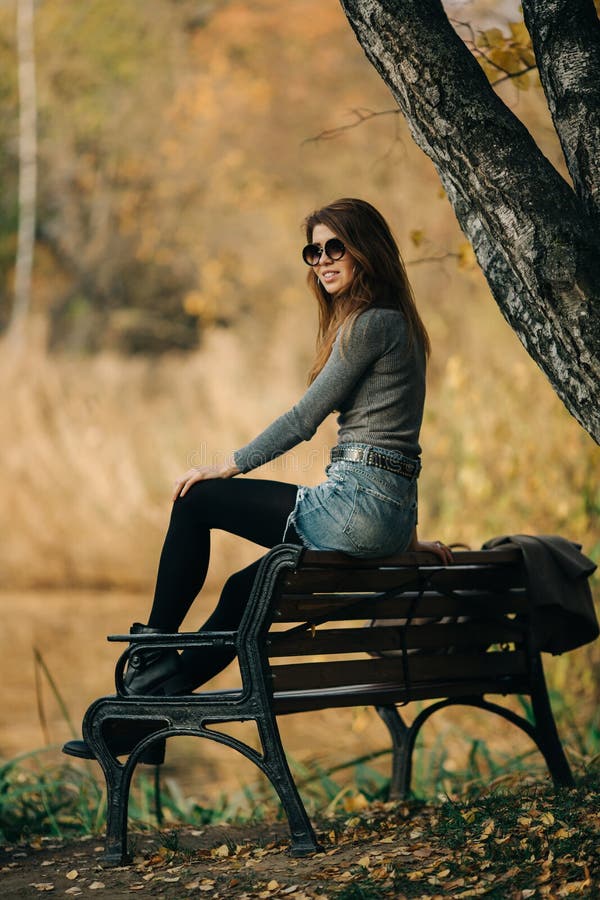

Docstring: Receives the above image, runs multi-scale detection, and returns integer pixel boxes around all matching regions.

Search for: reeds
[1,325,598,590]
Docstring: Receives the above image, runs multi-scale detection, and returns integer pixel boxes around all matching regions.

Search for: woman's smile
[312,223,355,295]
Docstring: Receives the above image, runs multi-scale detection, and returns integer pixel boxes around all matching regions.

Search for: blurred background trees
[2,0,567,356]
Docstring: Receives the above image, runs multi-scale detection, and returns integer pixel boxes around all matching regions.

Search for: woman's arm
[233,309,398,474]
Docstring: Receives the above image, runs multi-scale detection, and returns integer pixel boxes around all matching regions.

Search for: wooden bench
[79,542,576,865]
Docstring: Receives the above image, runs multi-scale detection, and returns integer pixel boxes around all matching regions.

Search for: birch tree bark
[339,0,600,442]
[9,0,37,351]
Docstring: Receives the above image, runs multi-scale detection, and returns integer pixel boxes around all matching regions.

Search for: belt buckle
[346,447,364,462]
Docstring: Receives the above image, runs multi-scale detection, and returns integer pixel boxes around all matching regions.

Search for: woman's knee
[170,478,225,523]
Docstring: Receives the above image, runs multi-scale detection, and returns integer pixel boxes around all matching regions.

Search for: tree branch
[303,107,400,144]
[521,0,600,225]
[339,0,600,440]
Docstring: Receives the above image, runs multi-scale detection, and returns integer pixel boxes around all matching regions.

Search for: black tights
[146,477,300,687]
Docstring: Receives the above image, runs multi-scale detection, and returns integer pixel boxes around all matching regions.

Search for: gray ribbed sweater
[233,307,426,474]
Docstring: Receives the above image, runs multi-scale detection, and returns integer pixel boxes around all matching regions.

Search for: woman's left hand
[172,455,240,501]
[411,539,454,565]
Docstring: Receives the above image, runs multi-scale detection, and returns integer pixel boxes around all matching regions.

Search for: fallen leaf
[66,870,79,880]
[30,886,54,893]
[480,819,495,840]
[267,880,279,891]
[557,880,592,896]
[212,844,230,858]
[89,882,105,890]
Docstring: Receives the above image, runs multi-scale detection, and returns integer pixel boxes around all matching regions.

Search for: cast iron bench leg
[529,655,575,788]
[257,717,322,856]
[97,755,134,866]
[376,705,411,800]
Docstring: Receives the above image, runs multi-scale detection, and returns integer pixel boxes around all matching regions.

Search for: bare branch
[303,107,400,144]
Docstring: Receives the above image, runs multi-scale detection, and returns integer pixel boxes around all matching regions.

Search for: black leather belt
[330,445,420,479]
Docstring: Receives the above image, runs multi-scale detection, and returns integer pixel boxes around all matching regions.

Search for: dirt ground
[2,783,599,900]
[0,809,428,900]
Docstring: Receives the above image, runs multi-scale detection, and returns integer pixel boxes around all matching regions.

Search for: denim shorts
[283,443,419,558]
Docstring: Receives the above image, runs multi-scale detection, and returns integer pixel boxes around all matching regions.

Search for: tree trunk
[9,0,37,351]
[339,0,600,442]
[521,0,600,226]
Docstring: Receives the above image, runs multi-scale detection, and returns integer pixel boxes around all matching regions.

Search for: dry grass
[1,299,597,590]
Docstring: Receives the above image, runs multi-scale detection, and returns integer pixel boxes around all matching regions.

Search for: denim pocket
[342,477,417,556]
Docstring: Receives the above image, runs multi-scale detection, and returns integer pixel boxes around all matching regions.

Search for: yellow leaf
[408,870,425,881]
[509,21,530,46]
[489,47,522,74]
[540,812,555,826]
[410,229,425,247]
[514,72,530,91]
[66,870,79,880]
[557,880,592,896]
[484,27,508,49]
[358,855,371,869]
[212,843,230,858]
[480,819,495,840]
[519,48,536,67]
[518,816,532,827]
[457,242,477,270]
[343,792,369,812]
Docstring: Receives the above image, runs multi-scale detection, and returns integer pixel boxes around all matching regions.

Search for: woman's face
[311,223,356,296]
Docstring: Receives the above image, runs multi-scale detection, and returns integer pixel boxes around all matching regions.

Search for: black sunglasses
[302,238,346,267]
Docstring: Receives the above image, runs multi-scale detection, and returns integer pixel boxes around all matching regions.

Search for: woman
[64,198,450,759]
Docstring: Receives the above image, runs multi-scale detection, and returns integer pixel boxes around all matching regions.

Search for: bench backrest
[262,547,532,711]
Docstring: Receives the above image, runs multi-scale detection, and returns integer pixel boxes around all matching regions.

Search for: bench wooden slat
[267,622,524,656]
[282,565,525,594]
[270,650,527,693]
[274,590,529,622]
[297,548,522,568]
[272,674,531,714]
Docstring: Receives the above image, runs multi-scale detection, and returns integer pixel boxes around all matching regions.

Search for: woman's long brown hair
[305,198,430,384]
